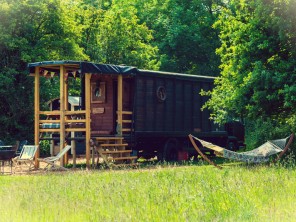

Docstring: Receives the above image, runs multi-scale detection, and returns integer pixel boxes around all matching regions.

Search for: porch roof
[28,60,215,81]
[28,60,137,76]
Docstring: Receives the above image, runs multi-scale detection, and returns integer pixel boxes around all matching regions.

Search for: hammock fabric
[188,133,294,169]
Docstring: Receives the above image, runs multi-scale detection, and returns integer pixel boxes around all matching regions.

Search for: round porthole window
[156,86,167,102]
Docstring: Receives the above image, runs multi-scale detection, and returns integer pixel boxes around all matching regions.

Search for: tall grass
[0,163,296,221]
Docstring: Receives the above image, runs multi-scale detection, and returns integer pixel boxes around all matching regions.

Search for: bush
[39,140,50,156]
[245,118,291,150]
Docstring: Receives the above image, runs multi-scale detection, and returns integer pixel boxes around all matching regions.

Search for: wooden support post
[34,66,40,168]
[117,75,123,136]
[59,65,66,167]
[72,140,76,168]
[85,73,91,168]
[49,102,53,156]
[70,100,76,168]
[64,72,69,165]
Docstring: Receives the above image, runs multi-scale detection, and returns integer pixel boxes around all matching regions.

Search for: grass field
[0,160,296,222]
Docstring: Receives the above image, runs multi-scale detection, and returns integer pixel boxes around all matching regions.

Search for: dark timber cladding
[134,70,214,134]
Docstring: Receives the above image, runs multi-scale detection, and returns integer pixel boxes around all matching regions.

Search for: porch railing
[39,110,86,133]
[116,111,133,134]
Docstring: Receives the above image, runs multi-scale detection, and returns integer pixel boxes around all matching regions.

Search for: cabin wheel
[163,138,179,161]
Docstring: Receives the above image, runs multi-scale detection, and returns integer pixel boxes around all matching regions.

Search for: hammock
[188,133,294,169]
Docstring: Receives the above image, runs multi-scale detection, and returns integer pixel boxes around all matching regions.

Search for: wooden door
[90,76,115,135]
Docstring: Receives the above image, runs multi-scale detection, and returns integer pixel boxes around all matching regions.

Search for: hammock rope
[188,133,294,168]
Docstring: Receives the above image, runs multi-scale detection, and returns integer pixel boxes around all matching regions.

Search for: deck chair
[38,145,71,171]
[12,145,38,172]
[189,133,294,169]
[15,140,28,156]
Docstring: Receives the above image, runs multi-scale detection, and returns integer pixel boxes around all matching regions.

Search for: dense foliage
[0,0,86,142]
[0,0,294,146]
[203,0,296,144]
[134,0,223,75]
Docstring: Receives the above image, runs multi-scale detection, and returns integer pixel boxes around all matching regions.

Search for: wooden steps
[101,143,128,147]
[102,150,132,154]
[112,156,138,161]
[91,136,137,167]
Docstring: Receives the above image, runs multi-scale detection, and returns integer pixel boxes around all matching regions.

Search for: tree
[0,0,87,142]
[204,0,296,139]
[71,0,160,70]
[73,0,107,61]
[134,0,224,75]
[95,0,160,69]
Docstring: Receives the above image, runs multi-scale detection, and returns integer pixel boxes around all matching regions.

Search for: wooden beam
[70,103,76,168]
[39,129,60,133]
[65,128,87,132]
[116,111,133,115]
[64,74,69,111]
[39,110,86,115]
[65,110,86,115]
[59,65,66,167]
[117,75,123,135]
[34,66,40,168]
[72,140,76,168]
[65,119,86,123]
[188,134,222,169]
[39,120,61,123]
[85,73,92,168]
[39,111,61,115]
[64,71,69,165]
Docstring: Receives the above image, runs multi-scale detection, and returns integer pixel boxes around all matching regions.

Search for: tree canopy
[0,0,87,141]
[134,0,223,75]
[203,0,296,144]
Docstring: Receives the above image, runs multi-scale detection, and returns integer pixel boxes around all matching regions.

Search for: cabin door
[90,76,115,135]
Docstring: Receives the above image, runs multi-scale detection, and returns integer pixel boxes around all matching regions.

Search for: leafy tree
[134,0,224,75]
[73,0,106,61]
[95,0,160,69]
[204,0,296,140]
[72,0,160,69]
[0,0,86,142]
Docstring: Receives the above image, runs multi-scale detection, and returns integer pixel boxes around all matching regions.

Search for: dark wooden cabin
[29,61,244,168]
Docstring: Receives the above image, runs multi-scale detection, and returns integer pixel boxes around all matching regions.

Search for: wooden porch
[33,64,136,169]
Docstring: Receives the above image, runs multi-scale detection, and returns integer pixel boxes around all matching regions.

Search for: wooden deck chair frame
[188,133,294,169]
[38,145,71,171]
[12,145,38,172]
[15,140,28,156]
[272,133,294,163]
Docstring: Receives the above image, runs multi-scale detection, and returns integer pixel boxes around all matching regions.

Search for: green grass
[1,162,296,222]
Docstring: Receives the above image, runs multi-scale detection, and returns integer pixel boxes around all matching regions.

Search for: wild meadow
[0,160,296,222]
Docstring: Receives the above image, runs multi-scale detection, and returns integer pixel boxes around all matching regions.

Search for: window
[91,81,106,103]
[156,86,166,102]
